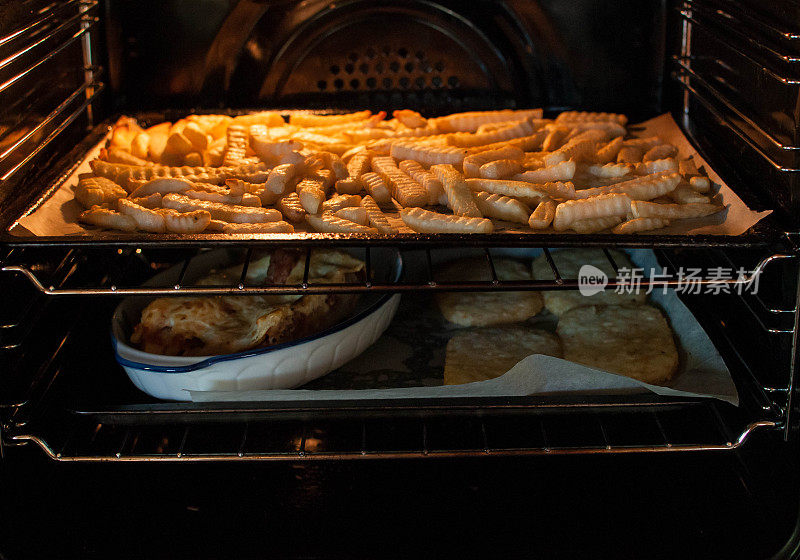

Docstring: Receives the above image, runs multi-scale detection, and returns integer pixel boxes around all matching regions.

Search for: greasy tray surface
[1,110,784,248]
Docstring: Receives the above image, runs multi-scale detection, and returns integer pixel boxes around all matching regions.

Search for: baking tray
[0,109,787,249]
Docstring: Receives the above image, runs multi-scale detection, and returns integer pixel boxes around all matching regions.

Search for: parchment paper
[10,113,771,237]
[189,248,739,405]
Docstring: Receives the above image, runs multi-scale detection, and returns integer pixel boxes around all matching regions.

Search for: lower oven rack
[0,242,794,461]
[3,401,781,462]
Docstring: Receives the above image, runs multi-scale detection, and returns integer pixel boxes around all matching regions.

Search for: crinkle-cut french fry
[296,180,327,214]
[474,191,530,224]
[361,172,392,205]
[183,152,203,167]
[522,151,548,169]
[128,177,193,198]
[542,125,572,151]
[205,137,226,166]
[399,159,446,205]
[361,195,399,234]
[573,172,680,201]
[265,163,298,195]
[552,193,632,231]
[544,138,597,166]
[185,180,253,206]
[563,121,626,138]
[335,178,363,194]
[594,136,623,163]
[466,178,575,200]
[370,155,399,175]
[587,162,632,178]
[479,159,523,179]
[389,141,467,167]
[206,219,226,231]
[118,198,167,233]
[569,215,623,233]
[476,121,519,134]
[643,144,678,162]
[230,111,285,128]
[528,197,557,229]
[102,147,150,167]
[635,158,678,175]
[622,136,661,150]
[250,136,303,163]
[164,131,194,162]
[90,159,270,190]
[448,118,537,148]
[464,130,547,156]
[128,193,163,209]
[312,168,335,191]
[371,156,428,207]
[555,111,628,126]
[400,207,494,233]
[333,206,369,226]
[431,164,482,218]
[393,109,427,129]
[278,192,306,223]
[565,128,610,144]
[162,209,212,233]
[630,200,723,220]
[689,176,711,193]
[289,110,372,127]
[668,186,710,204]
[227,178,279,206]
[162,193,282,223]
[322,194,361,214]
[185,114,231,136]
[679,158,700,176]
[612,217,670,234]
[146,122,171,163]
[514,160,576,183]
[220,221,294,234]
[130,132,150,160]
[222,124,248,166]
[305,213,377,234]
[617,146,644,163]
[462,145,524,177]
[429,109,543,133]
[79,206,137,232]
[74,176,127,208]
[346,150,373,180]
[182,123,209,152]
[109,116,144,152]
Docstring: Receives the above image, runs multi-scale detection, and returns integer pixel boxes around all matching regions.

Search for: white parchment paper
[190,248,739,405]
[10,114,771,237]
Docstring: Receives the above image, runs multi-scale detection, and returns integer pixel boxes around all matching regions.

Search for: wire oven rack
[0,241,796,461]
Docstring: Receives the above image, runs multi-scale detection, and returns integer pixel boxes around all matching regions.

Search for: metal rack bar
[0,14,98,95]
[680,3,800,69]
[0,0,88,49]
[0,3,97,75]
[2,248,789,296]
[0,77,104,166]
[1,82,106,182]
[673,75,800,173]
[8,419,778,461]
[673,58,799,153]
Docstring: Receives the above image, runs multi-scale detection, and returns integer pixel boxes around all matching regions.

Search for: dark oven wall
[105,0,666,119]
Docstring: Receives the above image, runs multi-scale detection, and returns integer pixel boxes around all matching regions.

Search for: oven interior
[1,2,800,550]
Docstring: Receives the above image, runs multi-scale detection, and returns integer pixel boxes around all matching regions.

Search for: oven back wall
[105,0,666,119]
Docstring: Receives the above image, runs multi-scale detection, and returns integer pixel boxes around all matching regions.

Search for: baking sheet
[10,113,771,237]
[189,248,739,405]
